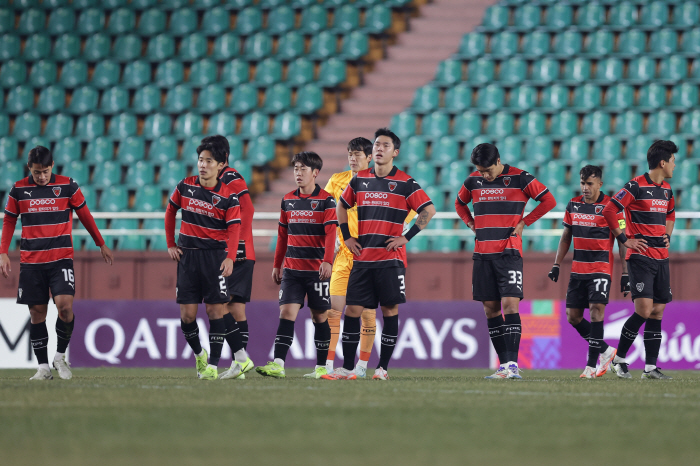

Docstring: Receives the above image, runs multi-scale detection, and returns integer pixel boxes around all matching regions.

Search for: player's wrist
[404,224,421,241]
[616,232,628,244]
[339,223,352,240]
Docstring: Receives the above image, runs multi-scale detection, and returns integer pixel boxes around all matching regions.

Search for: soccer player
[455,143,556,379]
[165,140,246,380]
[200,135,256,379]
[547,165,628,379]
[256,152,337,379]
[0,146,113,380]
[323,137,416,377]
[602,140,676,380]
[323,128,436,381]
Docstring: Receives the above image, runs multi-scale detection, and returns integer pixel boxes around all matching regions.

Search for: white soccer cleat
[506,363,522,379]
[218,361,244,380]
[30,366,53,380]
[353,365,367,378]
[580,366,596,379]
[596,347,617,377]
[372,367,389,380]
[52,355,73,380]
[484,365,508,379]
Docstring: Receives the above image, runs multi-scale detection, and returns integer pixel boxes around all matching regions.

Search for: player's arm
[520,172,556,237]
[338,179,361,255]
[71,180,112,265]
[320,197,338,280]
[165,194,182,262]
[272,202,288,285]
[0,187,20,277]
[221,198,242,278]
[602,184,647,252]
[386,204,436,251]
[548,226,572,283]
[663,192,675,247]
[455,183,475,232]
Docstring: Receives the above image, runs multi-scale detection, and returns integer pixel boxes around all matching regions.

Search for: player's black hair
[196,141,227,164]
[470,143,500,168]
[27,146,53,168]
[200,135,230,157]
[347,137,372,156]
[579,165,603,181]
[292,151,323,171]
[647,140,678,169]
[374,127,401,150]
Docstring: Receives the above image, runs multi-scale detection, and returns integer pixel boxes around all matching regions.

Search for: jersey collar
[644,172,664,187]
[369,166,398,178]
[27,174,56,186]
[196,177,222,192]
[501,164,510,175]
[294,184,321,198]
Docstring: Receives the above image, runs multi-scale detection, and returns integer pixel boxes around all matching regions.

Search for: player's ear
[312,168,320,178]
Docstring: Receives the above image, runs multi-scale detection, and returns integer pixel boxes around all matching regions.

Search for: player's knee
[589,304,605,322]
[56,307,72,321]
[327,308,342,320]
[566,309,583,325]
[361,309,376,330]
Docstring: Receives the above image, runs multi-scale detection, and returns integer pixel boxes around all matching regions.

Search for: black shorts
[628,256,672,304]
[472,255,524,302]
[345,267,407,309]
[279,269,331,311]
[17,259,75,305]
[176,249,230,304]
[566,275,611,309]
[227,260,255,303]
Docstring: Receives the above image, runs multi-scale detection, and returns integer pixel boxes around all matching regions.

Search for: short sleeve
[405,178,433,213]
[279,199,288,228]
[324,196,338,226]
[521,171,550,201]
[456,180,472,205]
[4,186,19,217]
[169,181,183,209]
[225,195,241,225]
[340,176,356,209]
[611,180,638,209]
[562,200,572,228]
[68,178,87,210]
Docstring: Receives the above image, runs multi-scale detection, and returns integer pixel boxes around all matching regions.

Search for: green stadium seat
[202,7,230,37]
[0,114,9,137]
[134,185,162,212]
[53,137,81,163]
[270,111,301,140]
[467,58,495,86]
[231,160,252,182]
[658,56,687,84]
[164,85,193,114]
[262,83,291,113]
[108,112,138,138]
[108,9,135,35]
[615,111,643,136]
[90,60,119,89]
[212,33,240,61]
[679,110,700,135]
[583,30,613,56]
[551,186,574,212]
[100,186,129,212]
[223,0,253,8]
[276,31,304,60]
[221,59,250,86]
[158,160,187,186]
[93,161,121,187]
[421,112,449,139]
[110,219,139,232]
[520,31,549,58]
[603,84,634,110]
[540,84,569,111]
[675,159,698,188]
[0,136,18,163]
[640,1,668,30]
[682,28,700,55]
[453,112,481,140]
[486,112,514,137]
[443,160,469,187]
[63,160,89,185]
[76,184,97,212]
[444,83,472,114]
[670,83,698,110]
[339,31,369,61]
[197,81,225,111]
[155,59,183,87]
[593,58,623,84]
[457,32,486,60]
[649,29,678,56]
[638,83,667,111]
[44,113,73,140]
[294,83,323,114]
[132,85,161,114]
[244,32,273,60]
[405,235,429,253]
[193,0,220,8]
[626,135,653,160]
[513,4,540,31]
[232,8,261,36]
[245,135,275,166]
[330,5,359,34]
[53,35,81,63]
[424,186,445,211]
[525,135,553,164]
[431,136,459,166]
[434,59,463,86]
[73,0,101,9]
[476,84,505,111]
[607,160,632,187]
[18,9,46,35]
[498,57,526,85]
[308,31,337,60]
[148,135,177,163]
[0,162,24,190]
[411,85,439,113]
[170,9,197,36]
[59,59,88,88]
[495,135,519,162]
[550,110,578,137]
[174,113,204,138]
[66,86,98,115]
[23,34,51,61]
[519,112,546,136]
[591,136,620,164]
[576,3,604,30]
[208,112,236,135]
[545,4,573,30]
[253,58,282,86]
[28,59,56,88]
[0,35,20,61]
[401,137,426,165]
[412,161,436,186]
[481,4,508,31]
[0,9,12,34]
[116,136,145,164]
[363,4,392,34]
[675,2,699,29]
[582,111,612,136]
[538,160,565,187]
[647,110,676,137]
[125,160,155,188]
[148,235,169,251]
[75,113,105,140]
[617,30,645,57]
[268,6,295,35]
[85,137,114,164]
[562,58,591,85]
[6,86,33,114]
[83,34,110,62]
[671,134,687,161]
[489,31,518,59]
[100,86,129,114]
[179,33,207,61]
[317,58,346,88]
[571,84,601,111]
[146,33,176,62]
[113,35,142,62]
[685,185,700,211]
[76,8,105,36]
[299,5,327,34]
[391,112,416,141]
[531,235,560,252]
[230,83,258,114]
[529,58,559,84]
[608,2,637,30]
[552,31,582,57]
[561,135,589,163]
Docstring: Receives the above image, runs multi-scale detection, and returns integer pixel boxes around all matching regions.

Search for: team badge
[503,177,511,187]
[636,283,644,292]
[595,205,604,214]
[52,187,61,197]
[310,200,320,210]
[212,195,221,206]
[664,190,669,199]
[388,181,397,192]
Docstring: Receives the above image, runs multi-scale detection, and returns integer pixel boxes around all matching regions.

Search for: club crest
[388,181,397,192]
[310,200,320,210]
[52,187,61,197]
[636,282,644,292]
[595,205,604,214]
[664,190,669,199]
[212,195,221,206]
[503,177,511,187]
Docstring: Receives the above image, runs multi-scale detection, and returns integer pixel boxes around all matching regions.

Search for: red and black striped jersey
[274,185,337,274]
[168,176,241,250]
[456,165,550,260]
[219,166,255,261]
[340,166,432,269]
[608,173,675,261]
[563,194,625,278]
[3,174,87,266]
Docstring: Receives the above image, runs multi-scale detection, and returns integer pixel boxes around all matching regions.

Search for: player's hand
[0,253,11,278]
[272,267,282,285]
[623,237,648,253]
[663,233,671,248]
[319,262,332,280]
[467,221,476,234]
[512,220,525,238]
[100,244,113,265]
[548,265,560,282]
[385,235,408,251]
[220,257,234,277]
[621,273,630,297]
[345,237,362,256]
[167,246,183,262]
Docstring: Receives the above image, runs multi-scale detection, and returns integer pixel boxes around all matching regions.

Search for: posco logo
[30,199,56,206]
[290,211,314,217]
[652,200,668,207]
[573,214,596,220]
[365,192,388,199]
[188,198,213,210]
[480,189,504,195]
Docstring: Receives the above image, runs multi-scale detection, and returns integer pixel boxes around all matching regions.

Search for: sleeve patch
[614,190,627,201]
[618,219,626,229]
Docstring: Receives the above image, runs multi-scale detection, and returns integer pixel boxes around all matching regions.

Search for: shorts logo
[212,195,221,206]
[636,282,644,292]
[664,190,669,199]
[388,181,397,192]
[503,177,511,187]
[615,190,627,201]
[279,289,283,300]
[595,205,604,214]
[52,187,61,197]
[310,200,320,210]
[18,288,22,298]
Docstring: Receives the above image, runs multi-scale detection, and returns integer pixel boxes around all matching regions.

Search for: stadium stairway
[253,0,492,248]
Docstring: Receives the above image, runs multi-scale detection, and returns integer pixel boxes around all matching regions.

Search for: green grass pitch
[1,368,699,466]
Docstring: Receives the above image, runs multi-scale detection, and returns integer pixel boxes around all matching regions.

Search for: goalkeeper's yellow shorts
[330,252,354,296]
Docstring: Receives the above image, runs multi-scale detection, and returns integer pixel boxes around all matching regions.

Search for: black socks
[314,320,331,366]
[223,313,244,354]
[588,321,605,367]
[644,318,662,366]
[504,313,522,363]
[181,319,202,355]
[377,314,399,370]
[342,316,361,370]
[273,318,295,362]
[30,321,49,365]
[55,316,74,354]
[487,315,508,365]
[238,320,249,350]
[617,312,647,359]
[208,318,225,367]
